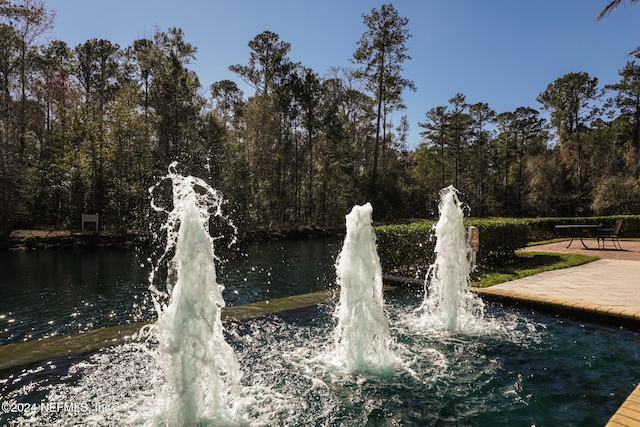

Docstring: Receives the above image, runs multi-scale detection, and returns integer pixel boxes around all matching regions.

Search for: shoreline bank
[1,225,345,251]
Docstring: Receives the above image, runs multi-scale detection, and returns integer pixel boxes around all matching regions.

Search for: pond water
[0,238,341,345]
[1,239,640,426]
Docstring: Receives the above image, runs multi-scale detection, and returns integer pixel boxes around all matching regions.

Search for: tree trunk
[372,50,385,190]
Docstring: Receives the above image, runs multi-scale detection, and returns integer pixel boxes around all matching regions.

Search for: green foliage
[374,218,529,276]
[467,218,529,261]
[537,72,600,205]
[2,0,640,239]
[375,216,640,277]
[353,4,415,188]
[375,221,435,276]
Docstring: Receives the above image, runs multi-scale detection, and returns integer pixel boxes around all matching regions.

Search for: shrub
[375,218,529,276]
[375,215,640,277]
[467,218,529,261]
[375,221,435,276]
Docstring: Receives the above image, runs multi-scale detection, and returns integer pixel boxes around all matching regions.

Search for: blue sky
[49,0,639,148]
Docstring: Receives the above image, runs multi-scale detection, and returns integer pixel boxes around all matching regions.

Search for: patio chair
[597,218,623,250]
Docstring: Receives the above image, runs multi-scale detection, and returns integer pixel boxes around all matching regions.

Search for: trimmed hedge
[374,215,640,276]
[375,221,435,276]
[375,218,529,276]
[467,218,529,261]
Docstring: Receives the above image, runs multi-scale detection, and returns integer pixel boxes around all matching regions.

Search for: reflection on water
[219,238,341,308]
[0,238,341,345]
[0,248,149,344]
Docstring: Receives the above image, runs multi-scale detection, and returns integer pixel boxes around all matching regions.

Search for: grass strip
[470,251,600,288]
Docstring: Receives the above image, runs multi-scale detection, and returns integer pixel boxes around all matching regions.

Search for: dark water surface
[0,238,341,345]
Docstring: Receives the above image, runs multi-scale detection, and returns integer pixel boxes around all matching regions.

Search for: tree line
[1,0,639,237]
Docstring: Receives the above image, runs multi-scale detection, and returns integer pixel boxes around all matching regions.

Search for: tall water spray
[148,163,242,425]
[330,203,399,372]
[418,186,485,332]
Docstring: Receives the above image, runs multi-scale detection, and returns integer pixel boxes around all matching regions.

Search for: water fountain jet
[329,202,400,372]
[417,186,485,332]
[147,162,242,425]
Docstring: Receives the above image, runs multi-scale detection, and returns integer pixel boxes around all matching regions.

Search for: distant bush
[375,221,435,276]
[466,218,529,261]
[375,215,640,276]
[375,218,528,276]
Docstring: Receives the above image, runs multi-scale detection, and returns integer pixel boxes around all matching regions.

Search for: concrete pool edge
[471,287,640,330]
[0,289,338,372]
[606,383,640,427]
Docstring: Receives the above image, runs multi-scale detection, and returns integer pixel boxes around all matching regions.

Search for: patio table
[554,224,599,249]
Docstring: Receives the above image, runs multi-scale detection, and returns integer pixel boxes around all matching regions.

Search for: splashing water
[328,203,401,372]
[145,162,242,425]
[417,186,485,332]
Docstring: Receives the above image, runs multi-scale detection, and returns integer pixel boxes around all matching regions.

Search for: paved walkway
[475,240,640,427]
[521,239,640,261]
[474,258,640,325]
